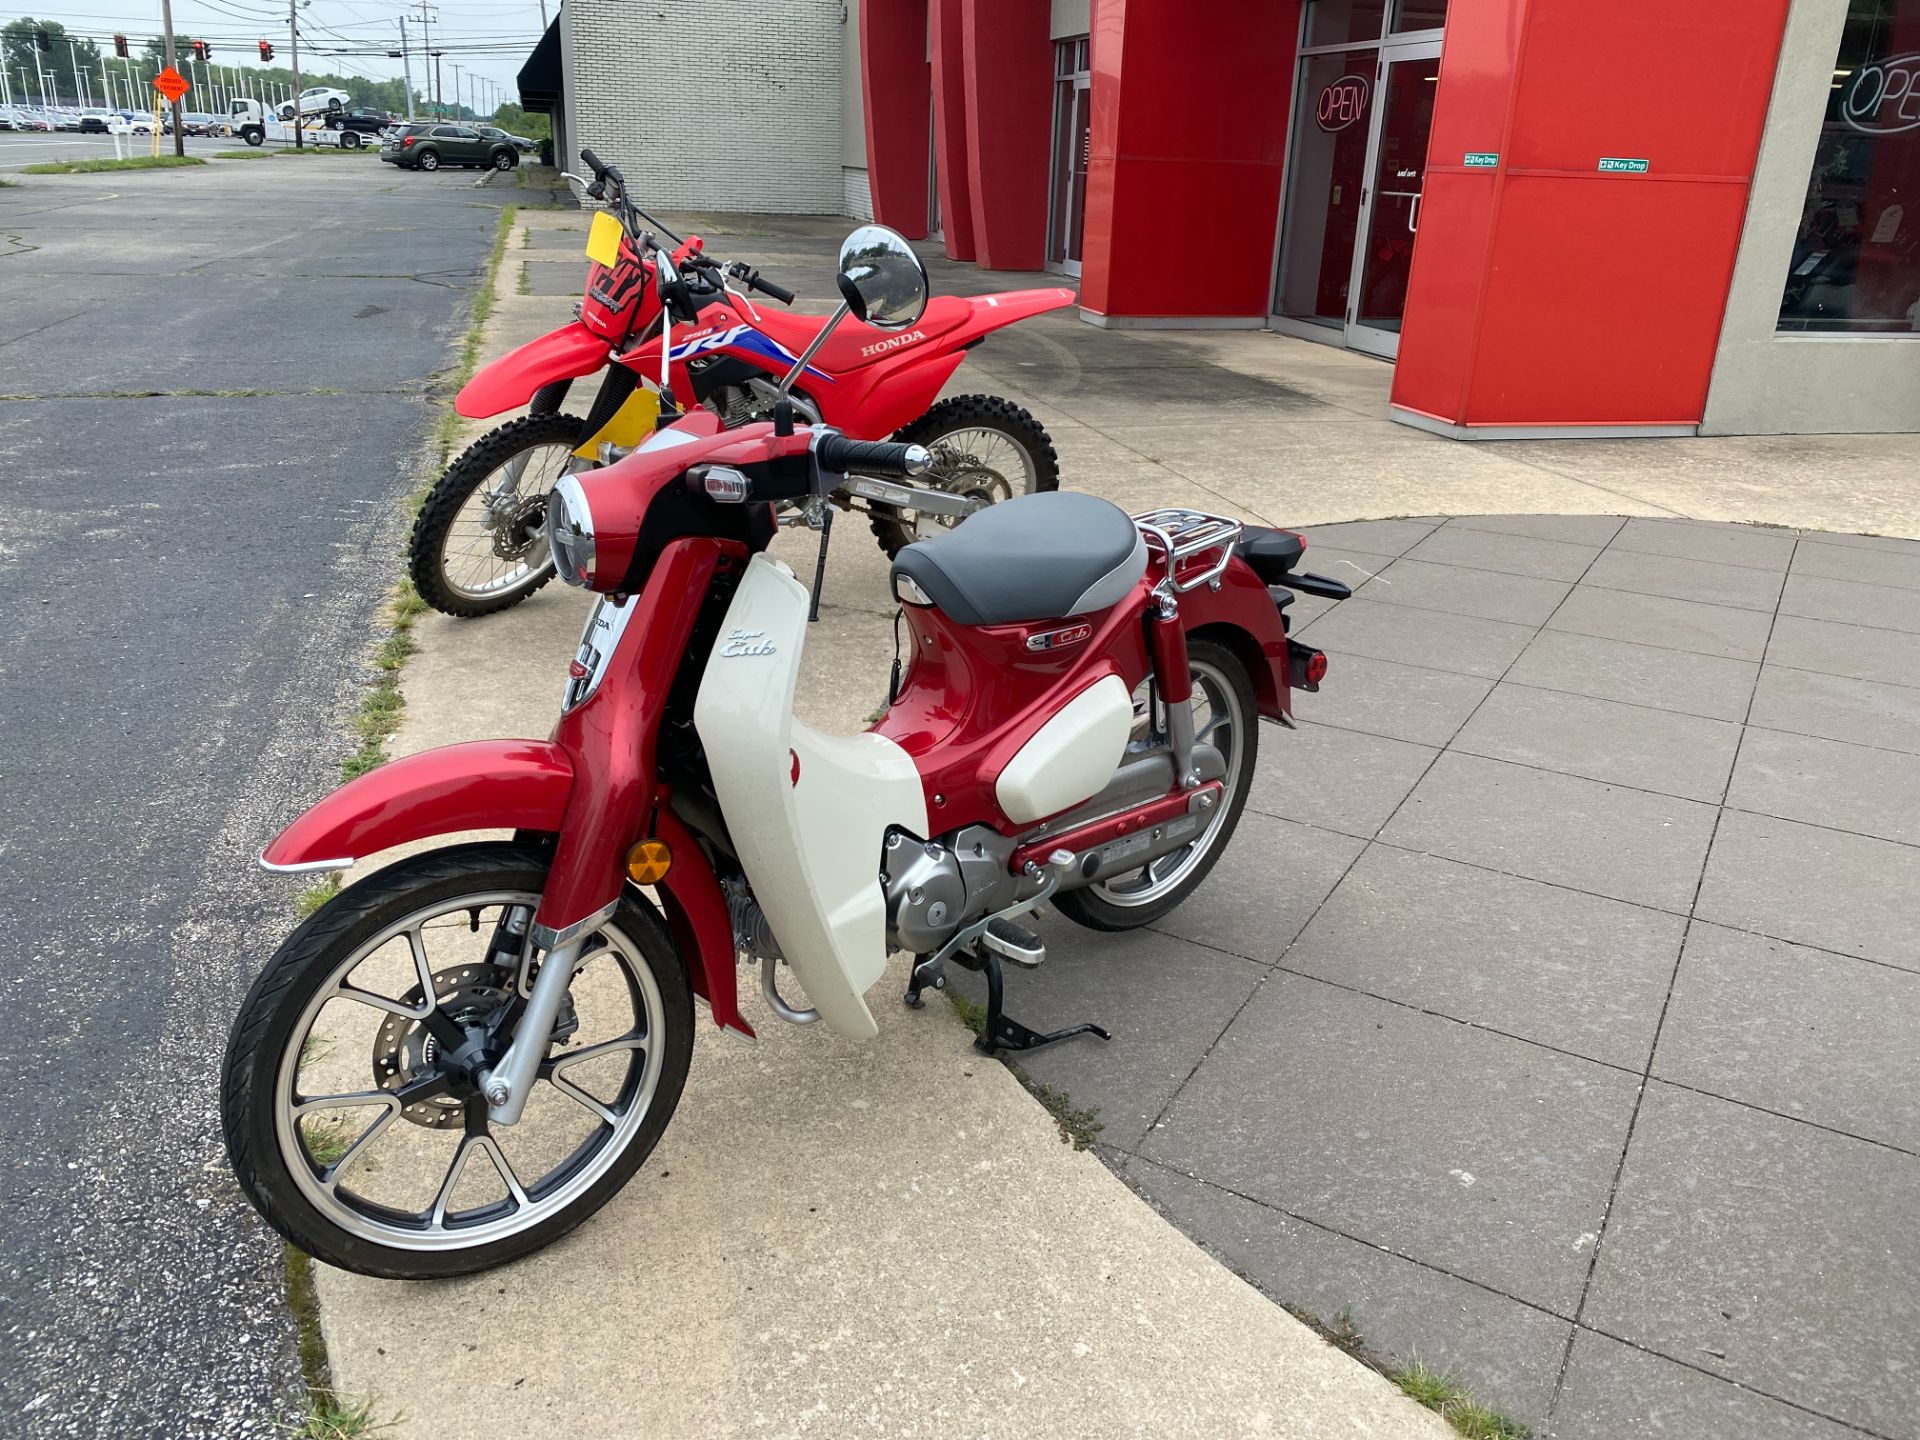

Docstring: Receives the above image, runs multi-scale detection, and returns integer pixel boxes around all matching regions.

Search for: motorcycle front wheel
[1051,639,1258,932]
[222,843,693,1279]
[408,411,588,618]
[869,394,1060,557]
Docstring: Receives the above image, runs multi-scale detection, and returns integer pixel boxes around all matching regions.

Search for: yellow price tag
[585,210,623,268]
[574,387,661,458]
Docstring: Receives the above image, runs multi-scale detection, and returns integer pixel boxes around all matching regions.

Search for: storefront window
[1777,0,1920,333]
[1304,0,1386,48]
[1390,0,1448,32]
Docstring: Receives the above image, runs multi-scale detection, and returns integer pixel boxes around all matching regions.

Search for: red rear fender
[955,287,1077,344]
[261,740,573,870]
[456,321,612,419]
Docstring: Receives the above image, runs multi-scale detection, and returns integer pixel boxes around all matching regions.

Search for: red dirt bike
[409,146,1073,617]
[222,228,1350,1278]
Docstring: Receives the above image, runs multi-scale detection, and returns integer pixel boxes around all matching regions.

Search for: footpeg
[981,916,1045,969]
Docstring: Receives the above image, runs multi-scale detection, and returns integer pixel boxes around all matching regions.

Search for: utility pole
[159,0,185,155]
[449,61,462,121]
[288,0,302,149]
[397,17,414,120]
[415,3,438,113]
[432,53,443,119]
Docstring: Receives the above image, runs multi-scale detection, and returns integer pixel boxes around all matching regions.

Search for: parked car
[19,108,56,131]
[0,107,16,131]
[108,115,156,136]
[474,124,536,154]
[78,108,114,133]
[379,122,518,172]
[275,86,350,121]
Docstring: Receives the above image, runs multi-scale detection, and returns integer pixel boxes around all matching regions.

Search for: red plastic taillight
[1306,652,1328,686]
[401,134,415,147]
[1288,639,1328,693]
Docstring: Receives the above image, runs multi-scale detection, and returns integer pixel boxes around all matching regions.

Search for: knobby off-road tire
[222,844,695,1279]
[869,394,1059,558]
[409,411,588,618]
[1051,639,1259,932]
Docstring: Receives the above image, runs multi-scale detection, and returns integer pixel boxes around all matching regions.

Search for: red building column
[929,0,976,261]
[860,0,931,239]
[958,0,1054,271]
[1080,0,1300,320]
[1392,0,1792,431]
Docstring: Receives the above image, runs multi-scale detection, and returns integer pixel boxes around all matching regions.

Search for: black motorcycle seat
[891,491,1148,625]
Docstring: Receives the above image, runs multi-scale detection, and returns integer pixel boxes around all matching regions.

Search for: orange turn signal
[625,839,672,885]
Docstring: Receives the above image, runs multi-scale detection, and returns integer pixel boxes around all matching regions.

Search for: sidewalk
[315,208,1920,1439]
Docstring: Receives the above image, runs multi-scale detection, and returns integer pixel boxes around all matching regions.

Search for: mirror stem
[774,300,850,402]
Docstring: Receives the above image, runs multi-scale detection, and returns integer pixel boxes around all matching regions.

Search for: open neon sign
[1316,74,1370,133]
[1843,54,1920,135]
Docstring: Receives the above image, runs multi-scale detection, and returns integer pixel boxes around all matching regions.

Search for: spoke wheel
[870,394,1059,557]
[409,411,588,617]
[224,845,693,1278]
[1052,640,1259,931]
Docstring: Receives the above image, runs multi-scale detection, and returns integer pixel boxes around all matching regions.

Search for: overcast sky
[38,1,549,108]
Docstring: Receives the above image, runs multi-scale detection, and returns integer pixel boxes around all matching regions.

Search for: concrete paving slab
[1452,684,1743,803]
[1443,514,1629,546]
[1728,725,1920,846]
[1504,630,1758,722]
[1792,536,1920,591]
[1247,721,1439,839]
[1379,752,1720,912]
[1654,923,1920,1152]
[1293,544,1396,592]
[1142,973,1641,1313]
[1748,663,1920,755]
[1547,1329,1860,1440]
[1606,516,1798,570]
[1295,519,1442,555]
[1579,547,1787,612]
[1147,810,1366,963]
[1544,585,1776,662]
[1403,526,1603,583]
[943,925,1266,1154]
[1789,529,1920,557]
[1364,556,1572,625]
[1778,571,1920,634]
[1696,809,1920,970]
[1284,846,1684,1069]
[1581,1084,1920,1440]
[1767,612,1920,687]
[1297,597,1535,679]
[1285,654,1494,748]
[1127,1157,1576,1425]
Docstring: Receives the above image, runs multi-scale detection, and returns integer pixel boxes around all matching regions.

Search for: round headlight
[547,476,596,588]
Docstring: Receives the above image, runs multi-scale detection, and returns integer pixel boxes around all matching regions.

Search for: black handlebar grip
[579,146,605,177]
[749,274,795,305]
[816,436,931,478]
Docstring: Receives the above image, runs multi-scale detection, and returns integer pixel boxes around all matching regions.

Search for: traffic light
[258,39,274,62]
[33,27,51,52]
[193,41,209,62]
[114,34,129,59]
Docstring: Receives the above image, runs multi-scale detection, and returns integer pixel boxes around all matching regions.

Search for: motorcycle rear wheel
[409,411,588,618]
[223,843,693,1279]
[869,394,1059,558]
[1051,640,1258,932]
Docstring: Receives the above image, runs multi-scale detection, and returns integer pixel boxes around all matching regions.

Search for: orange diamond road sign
[153,67,189,103]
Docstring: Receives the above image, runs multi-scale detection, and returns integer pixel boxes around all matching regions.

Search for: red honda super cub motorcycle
[224,228,1352,1278]
[408,146,1071,618]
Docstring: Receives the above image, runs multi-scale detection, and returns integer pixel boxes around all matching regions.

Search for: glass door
[1346,41,1440,357]
[1047,38,1092,277]
[1274,50,1380,329]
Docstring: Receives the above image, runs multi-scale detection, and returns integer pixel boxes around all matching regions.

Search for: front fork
[480,935,585,1124]
[1148,588,1200,788]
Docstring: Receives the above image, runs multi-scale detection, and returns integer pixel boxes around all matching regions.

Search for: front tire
[409,411,588,617]
[869,394,1059,558]
[222,844,694,1279]
[1051,639,1259,932]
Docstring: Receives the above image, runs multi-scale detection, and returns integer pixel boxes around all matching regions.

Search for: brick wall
[563,0,846,213]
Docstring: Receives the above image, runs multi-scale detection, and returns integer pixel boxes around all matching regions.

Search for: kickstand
[807,505,834,623]
[974,948,1109,1056]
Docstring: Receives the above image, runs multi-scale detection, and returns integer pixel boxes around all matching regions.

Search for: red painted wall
[930,0,976,261]
[1081,0,1302,318]
[1392,0,1792,428]
[959,0,1055,270]
[860,0,931,239]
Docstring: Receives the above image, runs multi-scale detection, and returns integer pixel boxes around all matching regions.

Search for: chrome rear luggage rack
[1133,507,1244,594]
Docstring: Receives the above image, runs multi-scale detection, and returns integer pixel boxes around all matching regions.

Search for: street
[0,158,503,1435]
[0,131,327,172]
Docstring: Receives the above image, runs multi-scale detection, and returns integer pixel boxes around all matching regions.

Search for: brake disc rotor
[490,494,549,562]
[373,963,579,1129]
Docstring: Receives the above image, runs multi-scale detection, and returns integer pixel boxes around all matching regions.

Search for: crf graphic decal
[669,325,836,383]
[588,257,645,313]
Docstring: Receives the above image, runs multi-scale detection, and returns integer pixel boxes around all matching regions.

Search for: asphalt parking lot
[0,156,502,1436]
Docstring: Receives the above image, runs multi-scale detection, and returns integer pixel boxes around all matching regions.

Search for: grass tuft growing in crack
[944,992,1104,1150]
[294,876,341,918]
[280,1245,402,1437]
[338,580,428,782]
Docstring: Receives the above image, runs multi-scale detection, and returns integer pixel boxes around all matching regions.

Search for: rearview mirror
[835,226,928,330]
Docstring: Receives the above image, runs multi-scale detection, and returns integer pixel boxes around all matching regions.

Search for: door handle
[1408,192,1421,233]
